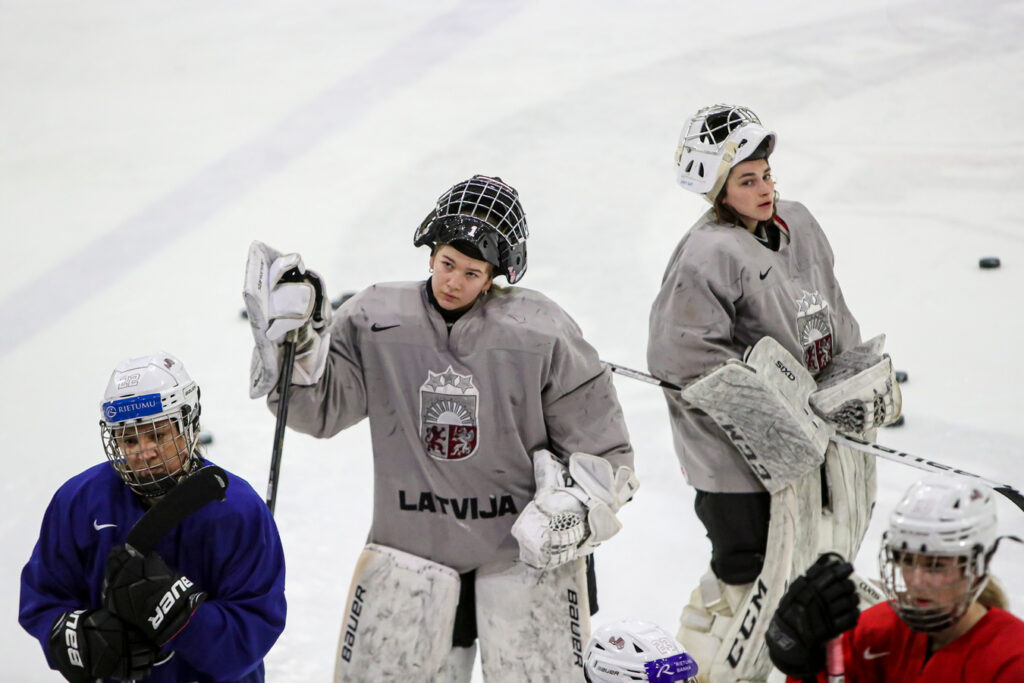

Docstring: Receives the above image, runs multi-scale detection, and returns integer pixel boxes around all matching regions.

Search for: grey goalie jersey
[271,281,633,573]
[648,200,861,493]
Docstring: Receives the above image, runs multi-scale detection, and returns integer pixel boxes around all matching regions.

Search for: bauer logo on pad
[102,393,163,422]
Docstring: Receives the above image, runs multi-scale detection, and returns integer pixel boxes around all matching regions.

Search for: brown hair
[712,191,745,227]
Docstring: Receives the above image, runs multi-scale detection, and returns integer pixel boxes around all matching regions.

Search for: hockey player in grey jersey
[647,105,901,681]
[244,174,638,682]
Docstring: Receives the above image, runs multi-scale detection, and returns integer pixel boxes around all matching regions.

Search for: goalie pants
[694,490,771,585]
[452,556,599,647]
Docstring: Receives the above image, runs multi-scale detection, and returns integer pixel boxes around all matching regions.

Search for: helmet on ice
[99,352,202,497]
[674,104,775,203]
[584,619,699,682]
[879,475,998,632]
[414,174,528,283]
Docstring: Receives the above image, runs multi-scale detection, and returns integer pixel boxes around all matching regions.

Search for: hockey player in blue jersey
[19,352,286,682]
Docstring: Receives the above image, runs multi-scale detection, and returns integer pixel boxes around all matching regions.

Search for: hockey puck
[240,308,249,320]
[885,415,905,428]
[895,370,908,384]
[198,433,214,446]
[979,257,1001,269]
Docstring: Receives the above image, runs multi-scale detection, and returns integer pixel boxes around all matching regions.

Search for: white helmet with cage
[99,352,202,497]
[879,475,998,632]
[674,104,776,203]
[414,174,529,283]
[584,619,699,683]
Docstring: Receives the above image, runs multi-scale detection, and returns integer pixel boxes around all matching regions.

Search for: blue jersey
[19,461,286,682]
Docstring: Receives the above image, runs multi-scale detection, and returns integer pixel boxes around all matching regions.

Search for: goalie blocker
[334,544,591,682]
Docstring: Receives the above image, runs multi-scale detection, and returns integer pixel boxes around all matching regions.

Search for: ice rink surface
[3,0,1024,679]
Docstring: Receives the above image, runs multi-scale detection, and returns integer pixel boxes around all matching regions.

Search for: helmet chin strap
[704,141,738,204]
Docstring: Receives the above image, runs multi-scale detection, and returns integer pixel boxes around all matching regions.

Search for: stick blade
[126,465,229,554]
[995,486,1024,514]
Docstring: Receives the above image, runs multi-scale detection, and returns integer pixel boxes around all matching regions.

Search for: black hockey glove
[766,552,860,678]
[49,608,158,682]
[102,545,206,646]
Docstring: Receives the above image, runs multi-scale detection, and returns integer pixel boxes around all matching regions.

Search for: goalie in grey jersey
[244,174,638,682]
[647,105,902,682]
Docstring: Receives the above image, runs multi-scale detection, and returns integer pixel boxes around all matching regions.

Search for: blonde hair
[978,574,1009,610]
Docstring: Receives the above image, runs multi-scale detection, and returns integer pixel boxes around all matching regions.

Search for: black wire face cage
[414,175,529,283]
[437,175,528,244]
[879,545,983,633]
[101,412,199,497]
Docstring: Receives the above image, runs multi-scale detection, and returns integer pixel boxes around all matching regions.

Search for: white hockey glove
[243,240,332,398]
[511,450,638,571]
[810,334,902,436]
[683,336,833,493]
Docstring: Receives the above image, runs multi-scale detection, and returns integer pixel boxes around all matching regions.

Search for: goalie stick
[125,465,229,555]
[266,332,297,516]
[601,361,1024,513]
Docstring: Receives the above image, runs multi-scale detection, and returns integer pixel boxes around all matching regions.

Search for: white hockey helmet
[674,104,776,203]
[879,475,997,632]
[414,174,528,283]
[585,619,699,683]
[99,352,202,497]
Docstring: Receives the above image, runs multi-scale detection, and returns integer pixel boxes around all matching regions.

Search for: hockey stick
[125,465,229,555]
[266,332,297,516]
[601,361,1024,513]
[826,637,845,683]
[832,435,1024,512]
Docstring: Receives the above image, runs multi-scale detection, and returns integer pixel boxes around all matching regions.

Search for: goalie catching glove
[49,608,158,683]
[810,334,902,436]
[102,545,206,647]
[243,240,333,398]
[512,450,638,570]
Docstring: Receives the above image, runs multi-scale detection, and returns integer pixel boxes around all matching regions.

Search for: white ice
[3,1,1024,680]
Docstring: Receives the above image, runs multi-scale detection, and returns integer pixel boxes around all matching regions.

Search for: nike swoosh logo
[863,648,890,660]
[93,520,118,530]
[759,267,772,280]
[371,323,400,332]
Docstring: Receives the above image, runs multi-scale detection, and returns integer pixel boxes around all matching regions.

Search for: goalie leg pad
[682,337,832,493]
[817,441,877,562]
[677,470,822,682]
[676,572,752,683]
[712,474,821,681]
[442,643,476,683]
[476,558,590,682]
[333,544,460,683]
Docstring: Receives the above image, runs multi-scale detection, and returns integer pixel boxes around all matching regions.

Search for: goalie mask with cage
[879,475,997,633]
[414,174,528,283]
[584,619,699,683]
[674,104,776,203]
[99,353,202,497]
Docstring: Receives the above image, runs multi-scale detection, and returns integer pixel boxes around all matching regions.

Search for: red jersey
[786,603,1024,682]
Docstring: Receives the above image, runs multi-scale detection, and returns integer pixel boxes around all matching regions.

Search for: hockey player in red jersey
[767,475,1024,682]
